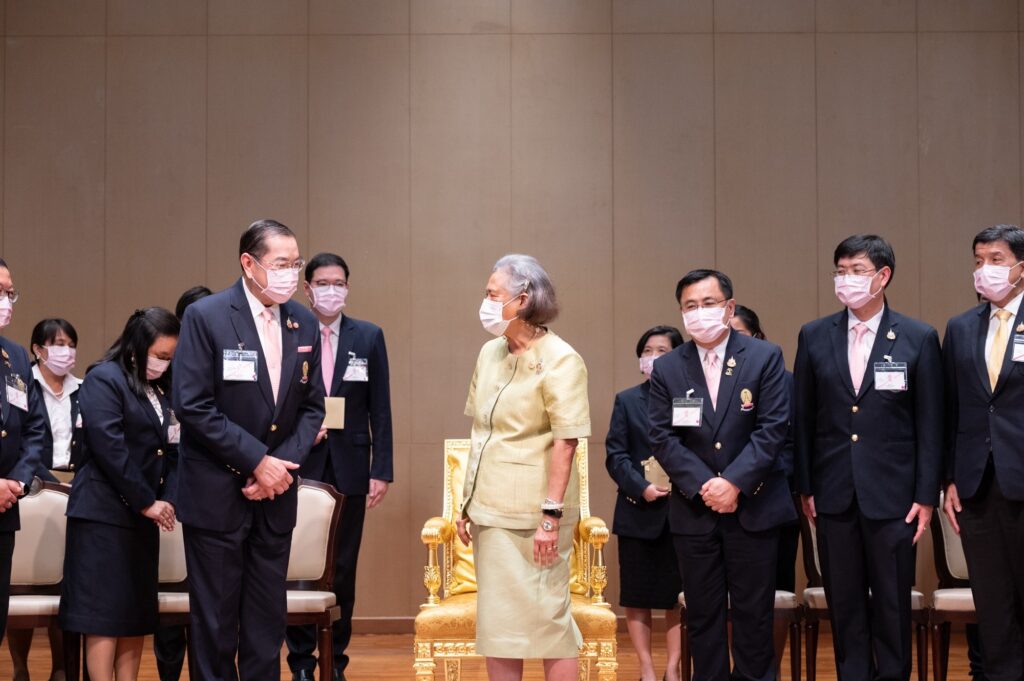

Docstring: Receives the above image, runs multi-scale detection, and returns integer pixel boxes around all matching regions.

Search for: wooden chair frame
[928,501,974,681]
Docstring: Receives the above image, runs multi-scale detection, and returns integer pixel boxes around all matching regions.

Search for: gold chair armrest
[420,517,453,608]
[579,516,611,608]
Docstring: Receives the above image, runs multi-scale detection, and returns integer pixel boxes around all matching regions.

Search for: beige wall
[1,0,1021,627]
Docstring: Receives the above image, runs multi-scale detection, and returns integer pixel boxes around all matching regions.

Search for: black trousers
[286,493,366,674]
[815,499,916,681]
[184,505,293,681]
[674,515,779,681]
[0,531,14,644]
[959,462,1024,681]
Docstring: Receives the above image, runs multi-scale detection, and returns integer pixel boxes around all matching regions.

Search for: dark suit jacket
[943,300,1024,500]
[299,315,393,496]
[172,279,326,533]
[648,332,795,535]
[0,337,45,532]
[793,306,944,518]
[31,373,83,481]
[66,361,177,528]
[605,382,670,540]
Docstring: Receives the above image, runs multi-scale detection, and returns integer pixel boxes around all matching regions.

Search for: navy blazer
[648,332,795,535]
[943,301,1024,501]
[172,280,326,534]
[605,381,670,540]
[793,306,944,519]
[0,337,46,533]
[299,315,393,496]
[32,374,83,481]
[66,361,177,528]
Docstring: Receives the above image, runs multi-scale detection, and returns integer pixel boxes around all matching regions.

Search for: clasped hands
[242,455,300,501]
[700,476,739,513]
[0,479,23,513]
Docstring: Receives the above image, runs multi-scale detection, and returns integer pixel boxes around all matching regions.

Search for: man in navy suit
[794,235,943,681]
[172,220,326,681]
[943,224,1024,681]
[285,252,393,681]
[649,269,794,681]
[0,258,45,645]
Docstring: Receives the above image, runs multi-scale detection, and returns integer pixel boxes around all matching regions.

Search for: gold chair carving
[414,439,618,680]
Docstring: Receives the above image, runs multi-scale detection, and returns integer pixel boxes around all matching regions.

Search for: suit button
[156,449,164,457]
[851,406,859,414]
[989,406,996,414]
[271,424,278,432]
[69,464,75,470]
[985,436,991,444]
[1,430,6,438]
[714,442,722,450]
[851,434,859,442]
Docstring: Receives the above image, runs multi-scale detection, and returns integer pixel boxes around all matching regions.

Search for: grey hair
[493,254,559,326]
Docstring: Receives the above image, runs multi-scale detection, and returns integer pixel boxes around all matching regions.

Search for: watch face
[541,519,555,532]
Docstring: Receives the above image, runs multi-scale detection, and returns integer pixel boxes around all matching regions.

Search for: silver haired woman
[456,254,591,681]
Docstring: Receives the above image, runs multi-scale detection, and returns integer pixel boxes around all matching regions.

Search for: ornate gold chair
[414,438,618,680]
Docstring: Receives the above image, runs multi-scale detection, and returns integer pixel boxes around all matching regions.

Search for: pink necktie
[321,326,334,394]
[850,322,870,393]
[704,351,720,410]
[261,308,281,402]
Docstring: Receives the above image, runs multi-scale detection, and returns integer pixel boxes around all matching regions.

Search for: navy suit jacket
[0,337,45,533]
[172,280,326,533]
[605,381,670,540]
[648,332,795,535]
[943,301,1024,500]
[66,361,177,529]
[793,306,944,518]
[299,315,393,496]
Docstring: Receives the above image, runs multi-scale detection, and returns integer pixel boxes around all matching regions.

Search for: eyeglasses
[249,255,306,272]
[830,268,876,280]
[0,289,19,303]
[681,299,726,313]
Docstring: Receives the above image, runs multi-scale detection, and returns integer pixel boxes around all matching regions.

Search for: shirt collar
[696,331,731,364]
[848,305,884,335]
[31,364,81,398]
[991,291,1024,319]
[241,276,279,321]
[319,315,342,337]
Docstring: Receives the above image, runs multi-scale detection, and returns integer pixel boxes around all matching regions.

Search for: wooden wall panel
[918,0,1018,31]
[612,0,713,33]
[815,0,916,32]
[411,0,510,34]
[208,0,309,35]
[512,0,612,33]
[310,0,410,34]
[714,0,815,33]
[107,0,207,35]
[6,0,104,35]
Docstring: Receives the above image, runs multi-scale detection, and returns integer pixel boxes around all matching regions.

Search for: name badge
[223,349,258,382]
[1013,335,1024,362]
[874,360,908,392]
[342,353,369,382]
[672,396,703,428]
[5,375,27,412]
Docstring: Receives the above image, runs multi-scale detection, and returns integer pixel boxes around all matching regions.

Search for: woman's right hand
[143,500,176,532]
[455,517,472,546]
[642,484,670,502]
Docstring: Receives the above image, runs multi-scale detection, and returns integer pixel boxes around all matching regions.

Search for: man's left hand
[905,503,933,545]
[700,477,740,514]
[367,479,389,509]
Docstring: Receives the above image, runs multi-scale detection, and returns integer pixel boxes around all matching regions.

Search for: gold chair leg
[596,639,618,680]
[413,639,437,681]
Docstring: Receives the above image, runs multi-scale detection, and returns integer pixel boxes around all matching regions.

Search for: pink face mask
[248,257,299,305]
[146,356,170,380]
[639,356,656,377]
[0,297,12,329]
[311,285,348,316]
[834,273,880,310]
[974,263,1022,303]
[682,306,731,345]
[43,345,76,376]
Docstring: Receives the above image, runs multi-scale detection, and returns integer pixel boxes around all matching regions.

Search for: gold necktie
[988,309,1013,390]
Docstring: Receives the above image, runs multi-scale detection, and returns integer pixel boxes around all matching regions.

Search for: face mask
[249,258,299,305]
[974,263,1022,303]
[683,306,730,345]
[42,345,76,376]
[639,356,656,378]
[834,273,881,310]
[479,296,518,336]
[146,356,170,381]
[311,284,348,316]
[0,297,12,329]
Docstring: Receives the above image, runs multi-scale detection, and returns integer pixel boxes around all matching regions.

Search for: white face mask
[478,296,518,336]
[639,356,656,378]
[974,262,1023,303]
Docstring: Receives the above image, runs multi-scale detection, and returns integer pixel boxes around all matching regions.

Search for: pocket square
[298,345,313,353]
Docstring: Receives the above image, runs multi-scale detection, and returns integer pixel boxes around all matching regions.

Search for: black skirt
[616,526,683,610]
[58,517,160,637]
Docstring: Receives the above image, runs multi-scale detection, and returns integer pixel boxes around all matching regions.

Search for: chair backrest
[159,521,188,588]
[930,492,969,588]
[286,479,345,590]
[796,505,823,588]
[10,480,70,593]
[440,438,591,598]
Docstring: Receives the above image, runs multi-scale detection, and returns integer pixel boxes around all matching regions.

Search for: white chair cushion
[933,588,975,612]
[286,590,337,613]
[8,595,60,616]
[157,592,191,613]
[678,590,799,609]
[11,487,69,586]
[159,523,187,584]
[938,492,969,580]
[803,587,926,610]
[287,486,336,582]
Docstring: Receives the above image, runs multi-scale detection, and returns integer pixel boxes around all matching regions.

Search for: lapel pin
[886,329,896,341]
[301,360,309,384]
[238,342,246,350]
[740,388,754,411]
[1016,323,1024,333]
[726,356,736,368]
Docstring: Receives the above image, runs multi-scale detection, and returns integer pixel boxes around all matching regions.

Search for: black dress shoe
[292,670,315,681]
[333,671,346,681]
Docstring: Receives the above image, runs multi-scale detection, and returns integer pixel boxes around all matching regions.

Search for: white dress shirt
[985,291,1024,359]
[32,365,82,470]
[241,277,282,359]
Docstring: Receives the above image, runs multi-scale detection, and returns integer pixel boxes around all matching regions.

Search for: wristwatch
[542,507,564,518]
[541,518,557,532]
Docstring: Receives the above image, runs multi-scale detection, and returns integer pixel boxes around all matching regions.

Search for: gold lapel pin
[1016,323,1024,333]
[301,360,309,384]
[740,388,754,408]
[886,329,896,340]
[726,356,736,368]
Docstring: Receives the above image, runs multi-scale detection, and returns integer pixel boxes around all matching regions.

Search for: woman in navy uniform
[58,308,180,681]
